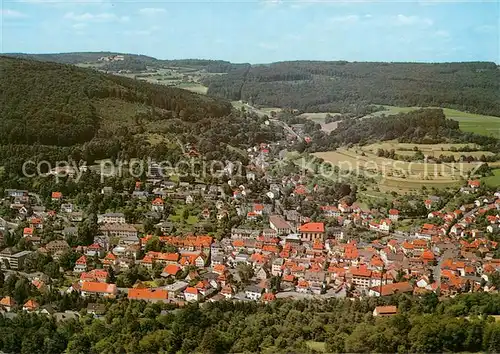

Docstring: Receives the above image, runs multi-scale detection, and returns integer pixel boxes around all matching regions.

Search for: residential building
[151,198,165,212]
[299,222,325,242]
[269,215,294,235]
[368,282,414,297]
[373,305,398,317]
[127,288,169,303]
[73,256,88,273]
[23,299,40,312]
[0,249,32,270]
[100,223,138,238]
[98,213,126,224]
[245,286,263,300]
[388,209,400,221]
[0,296,16,312]
[81,282,117,298]
[184,287,201,302]
[349,266,373,290]
[45,240,70,254]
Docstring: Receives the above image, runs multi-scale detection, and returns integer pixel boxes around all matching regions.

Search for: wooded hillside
[0,56,232,146]
[204,61,500,116]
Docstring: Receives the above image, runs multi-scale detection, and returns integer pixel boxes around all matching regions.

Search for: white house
[245,286,263,300]
[184,287,201,302]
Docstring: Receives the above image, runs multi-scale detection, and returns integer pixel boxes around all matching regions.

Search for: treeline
[0,292,499,353]
[201,64,251,101]
[205,61,500,116]
[102,57,147,72]
[287,108,500,154]
[376,147,500,164]
[2,52,149,64]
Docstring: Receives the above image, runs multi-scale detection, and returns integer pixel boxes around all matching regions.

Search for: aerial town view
[0,0,499,353]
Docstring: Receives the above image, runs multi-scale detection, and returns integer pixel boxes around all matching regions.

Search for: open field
[366,105,500,137]
[379,176,462,192]
[175,82,208,94]
[305,341,327,353]
[360,141,496,159]
[313,147,482,192]
[299,112,342,132]
[259,107,283,115]
[445,108,500,137]
[168,206,199,225]
[482,169,500,188]
[298,112,341,122]
[315,148,480,176]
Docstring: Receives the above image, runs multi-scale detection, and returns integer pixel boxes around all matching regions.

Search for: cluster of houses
[0,142,499,311]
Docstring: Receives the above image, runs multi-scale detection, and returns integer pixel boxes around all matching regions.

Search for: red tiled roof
[81,281,116,294]
[163,264,181,276]
[299,222,325,233]
[350,266,372,278]
[152,198,164,205]
[372,282,413,296]
[185,287,198,294]
[105,252,117,260]
[374,305,397,315]
[0,296,16,307]
[128,288,168,301]
[23,299,39,310]
[75,255,87,264]
[468,180,480,187]
[262,292,276,301]
[158,253,179,262]
[421,249,435,261]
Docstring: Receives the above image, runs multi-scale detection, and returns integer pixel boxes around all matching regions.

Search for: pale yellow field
[360,141,495,159]
[314,148,479,191]
[361,141,483,151]
[298,112,341,121]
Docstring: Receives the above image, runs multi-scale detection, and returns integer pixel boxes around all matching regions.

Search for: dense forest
[333,108,460,145]
[3,52,245,73]
[203,61,500,116]
[3,52,159,65]
[0,56,233,146]
[0,292,499,353]
[330,109,500,150]
[7,53,499,116]
[0,56,281,176]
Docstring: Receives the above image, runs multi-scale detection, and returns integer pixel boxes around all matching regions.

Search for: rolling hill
[8,53,498,118]
[203,61,500,117]
[0,56,279,173]
[0,56,232,146]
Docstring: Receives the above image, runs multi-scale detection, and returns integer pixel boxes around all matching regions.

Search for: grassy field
[360,141,495,159]
[482,169,500,188]
[305,341,327,353]
[298,112,341,123]
[315,148,479,176]
[175,82,208,94]
[314,147,477,192]
[259,107,283,115]
[444,108,500,137]
[366,105,500,137]
[298,112,342,132]
[169,206,199,225]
